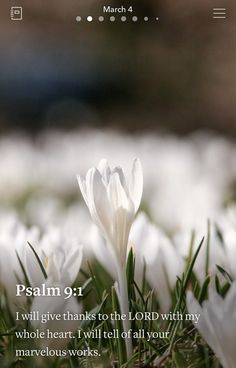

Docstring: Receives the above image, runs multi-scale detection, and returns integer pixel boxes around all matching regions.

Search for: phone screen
[1,2,236,368]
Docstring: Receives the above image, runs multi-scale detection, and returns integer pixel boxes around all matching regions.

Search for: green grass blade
[27,241,47,279]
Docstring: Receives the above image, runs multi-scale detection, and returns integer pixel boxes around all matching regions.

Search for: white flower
[174,221,228,282]
[77,158,143,359]
[77,158,143,266]
[223,228,236,280]
[0,213,39,307]
[24,227,83,287]
[31,280,81,349]
[187,282,236,368]
[216,209,236,280]
[129,213,184,311]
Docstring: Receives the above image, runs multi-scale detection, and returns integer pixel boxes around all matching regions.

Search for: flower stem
[116,264,133,360]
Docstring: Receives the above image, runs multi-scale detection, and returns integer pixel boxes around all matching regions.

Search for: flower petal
[97,159,111,185]
[129,158,143,212]
[91,169,112,239]
[108,172,131,212]
[112,207,134,264]
[77,174,89,208]
[63,245,83,285]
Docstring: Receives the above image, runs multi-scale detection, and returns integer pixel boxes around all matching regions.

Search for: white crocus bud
[187,282,236,368]
[77,158,143,359]
[77,158,143,266]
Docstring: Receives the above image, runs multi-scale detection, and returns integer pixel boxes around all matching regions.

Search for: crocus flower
[77,158,143,358]
[31,280,81,349]
[0,213,39,308]
[187,282,236,368]
[129,213,184,311]
[216,209,236,280]
[24,227,83,287]
[77,158,143,266]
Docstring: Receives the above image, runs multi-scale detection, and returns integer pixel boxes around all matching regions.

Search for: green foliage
[0,232,230,367]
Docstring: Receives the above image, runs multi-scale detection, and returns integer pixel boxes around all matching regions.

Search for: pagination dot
[110,16,115,22]
[144,16,149,21]
[76,16,82,22]
[98,16,104,22]
[87,16,93,22]
[132,16,138,22]
[121,16,127,22]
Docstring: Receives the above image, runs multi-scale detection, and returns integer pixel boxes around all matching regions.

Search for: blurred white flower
[129,213,184,311]
[60,203,96,262]
[174,221,228,282]
[87,224,117,279]
[187,282,236,368]
[31,280,81,349]
[226,206,236,228]
[24,195,64,230]
[25,227,83,287]
[0,213,39,307]
[216,209,236,280]
[77,158,143,358]
[224,230,236,279]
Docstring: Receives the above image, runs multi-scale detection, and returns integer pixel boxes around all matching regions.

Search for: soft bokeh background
[0,0,236,134]
[0,0,235,234]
